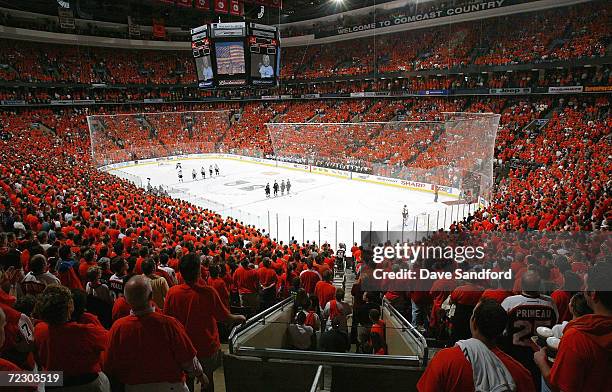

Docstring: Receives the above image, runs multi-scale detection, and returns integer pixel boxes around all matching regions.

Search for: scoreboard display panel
[191,22,279,89]
[248,23,280,88]
[191,25,214,89]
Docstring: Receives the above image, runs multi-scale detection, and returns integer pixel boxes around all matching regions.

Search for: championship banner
[215,0,229,13]
[176,0,192,6]
[195,0,210,10]
[152,19,166,38]
[127,16,140,37]
[58,7,75,30]
[229,0,243,16]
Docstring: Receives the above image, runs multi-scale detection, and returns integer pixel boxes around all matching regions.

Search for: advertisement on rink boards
[489,88,531,95]
[548,86,584,94]
[99,153,461,197]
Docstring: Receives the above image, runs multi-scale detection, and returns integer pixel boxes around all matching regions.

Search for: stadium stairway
[31,122,55,137]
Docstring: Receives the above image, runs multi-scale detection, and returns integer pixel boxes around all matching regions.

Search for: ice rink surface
[114,158,467,248]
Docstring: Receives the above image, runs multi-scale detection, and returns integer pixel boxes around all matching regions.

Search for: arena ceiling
[0,0,398,25]
[280,0,397,22]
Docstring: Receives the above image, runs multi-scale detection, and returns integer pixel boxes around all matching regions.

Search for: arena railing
[228,296,427,366]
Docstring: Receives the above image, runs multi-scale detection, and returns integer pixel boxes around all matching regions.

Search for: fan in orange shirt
[418,299,535,392]
[535,262,612,392]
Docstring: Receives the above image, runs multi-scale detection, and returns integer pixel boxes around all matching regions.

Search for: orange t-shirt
[105,311,196,385]
[164,283,230,357]
[417,345,535,392]
[314,281,336,308]
[34,322,107,377]
[549,314,612,392]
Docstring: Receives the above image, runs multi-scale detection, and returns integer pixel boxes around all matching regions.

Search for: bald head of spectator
[521,270,541,296]
[124,275,152,312]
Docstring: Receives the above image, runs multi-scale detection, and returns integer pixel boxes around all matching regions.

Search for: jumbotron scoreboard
[191,22,280,89]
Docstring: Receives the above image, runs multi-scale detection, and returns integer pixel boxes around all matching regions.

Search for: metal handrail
[309,365,324,392]
[382,297,429,365]
[232,347,421,368]
[228,297,294,354]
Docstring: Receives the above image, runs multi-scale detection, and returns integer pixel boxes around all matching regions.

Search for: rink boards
[100,153,463,199]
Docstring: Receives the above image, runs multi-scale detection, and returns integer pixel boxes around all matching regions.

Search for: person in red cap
[535,261,612,392]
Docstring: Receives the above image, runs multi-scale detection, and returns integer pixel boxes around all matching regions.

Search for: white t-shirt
[259,65,274,78]
[288,324,314,350]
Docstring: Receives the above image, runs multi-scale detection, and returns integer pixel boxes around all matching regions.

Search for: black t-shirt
[354,302,379,326]
[319,329,348,353]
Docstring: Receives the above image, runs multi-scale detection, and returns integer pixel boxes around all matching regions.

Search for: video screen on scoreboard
[191,25,214,89]
[195,55,214,81]
[247,23,279,87]
[250,53,276,79]
[215,41,246,75]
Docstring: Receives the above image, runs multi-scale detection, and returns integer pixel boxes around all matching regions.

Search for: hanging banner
[152,19,166,38]
[127,16,140,37]
[177,0,192,6]
[58,7,75,30]
[230,0,243,16]
[195,0,210,9]
[215,0,229,13]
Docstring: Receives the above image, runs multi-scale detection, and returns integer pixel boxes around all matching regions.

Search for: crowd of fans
[0,2,608,89]
[0,94,609,392]
[282,2,609,79]
[0,1,610,388]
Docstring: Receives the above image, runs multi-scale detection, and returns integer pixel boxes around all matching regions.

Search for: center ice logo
[224,180,264,192]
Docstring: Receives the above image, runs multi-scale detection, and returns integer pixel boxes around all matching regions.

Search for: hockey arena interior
[0,0,610,391]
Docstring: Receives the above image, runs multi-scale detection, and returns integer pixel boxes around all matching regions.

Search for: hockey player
[192,169,197,181]
[265,183,271,198]
[434,185,439,202]
[201,166,206,179]
[273,181,279,197]
[209,164,213,177]
[178,169,183,182]
[286,179,291,194]
[280,180,285,195]
[214,163,219,176]
[175,162,181,170]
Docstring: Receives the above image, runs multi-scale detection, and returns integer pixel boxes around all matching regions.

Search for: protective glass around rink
[87,111,500,248]
[267,113,501,207]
